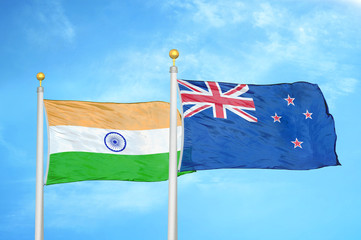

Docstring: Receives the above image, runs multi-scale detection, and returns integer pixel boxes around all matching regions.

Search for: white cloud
[339,78,358,93]
[165,0,246,27]
[336,0,361,7]
[93,48,171,103]
[90,1,360,107]
[27,0,75,44]
[3,180,169,231]
[2,191,34,234]
[44,181,168,228]
[0,126,27,163]
[320,77,358,108]
[247,3,361,88]
[192,0,245,27]
[253,3,285,28]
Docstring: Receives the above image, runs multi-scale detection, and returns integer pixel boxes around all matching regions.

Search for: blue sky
[1,0,361,239]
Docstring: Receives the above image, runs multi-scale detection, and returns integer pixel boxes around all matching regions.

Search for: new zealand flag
[177,79,339,171]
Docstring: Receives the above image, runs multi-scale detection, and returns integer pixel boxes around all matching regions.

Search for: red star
[284,95,295,106]
[303,110,312,119]
[291,138,303,148]
[271,113,282,122]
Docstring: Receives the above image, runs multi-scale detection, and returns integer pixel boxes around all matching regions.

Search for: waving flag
[44,100,190,185]
[177,79,257,121]
[177,79,339,171]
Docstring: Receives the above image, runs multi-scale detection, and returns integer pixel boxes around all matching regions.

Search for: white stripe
[223,84,249,97]
[49,125,182,155]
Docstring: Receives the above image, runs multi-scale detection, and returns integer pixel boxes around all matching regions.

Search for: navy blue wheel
[104,132,126,152]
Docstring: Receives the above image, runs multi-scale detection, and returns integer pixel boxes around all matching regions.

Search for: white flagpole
[168,49,179,240]
[35,72,45,240]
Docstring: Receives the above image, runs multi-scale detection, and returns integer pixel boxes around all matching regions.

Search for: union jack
[178,79,257,122]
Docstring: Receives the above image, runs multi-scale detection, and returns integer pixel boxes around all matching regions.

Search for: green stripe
[46,151,192,185]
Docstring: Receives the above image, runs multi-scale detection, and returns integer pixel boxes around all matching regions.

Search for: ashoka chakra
[104,132,126,152]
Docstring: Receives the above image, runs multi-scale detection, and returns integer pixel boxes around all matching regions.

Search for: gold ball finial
[37,72,45,81]
[36,72,45,86]
[169,49,179,66]
[169,49,179,59]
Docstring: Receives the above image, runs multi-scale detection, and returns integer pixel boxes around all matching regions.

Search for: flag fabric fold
[44,100,187,185]
[177,79,339,172]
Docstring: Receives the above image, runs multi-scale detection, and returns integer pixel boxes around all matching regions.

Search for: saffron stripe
[44,100,182,130]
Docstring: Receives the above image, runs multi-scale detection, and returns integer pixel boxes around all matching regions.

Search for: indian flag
[44,100,188,185]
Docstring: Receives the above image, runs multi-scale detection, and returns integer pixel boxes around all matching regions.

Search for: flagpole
[168,49,179,240]
[35,72,45,240]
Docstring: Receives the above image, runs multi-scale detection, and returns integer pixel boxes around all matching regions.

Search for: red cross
[180,82,255,118]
